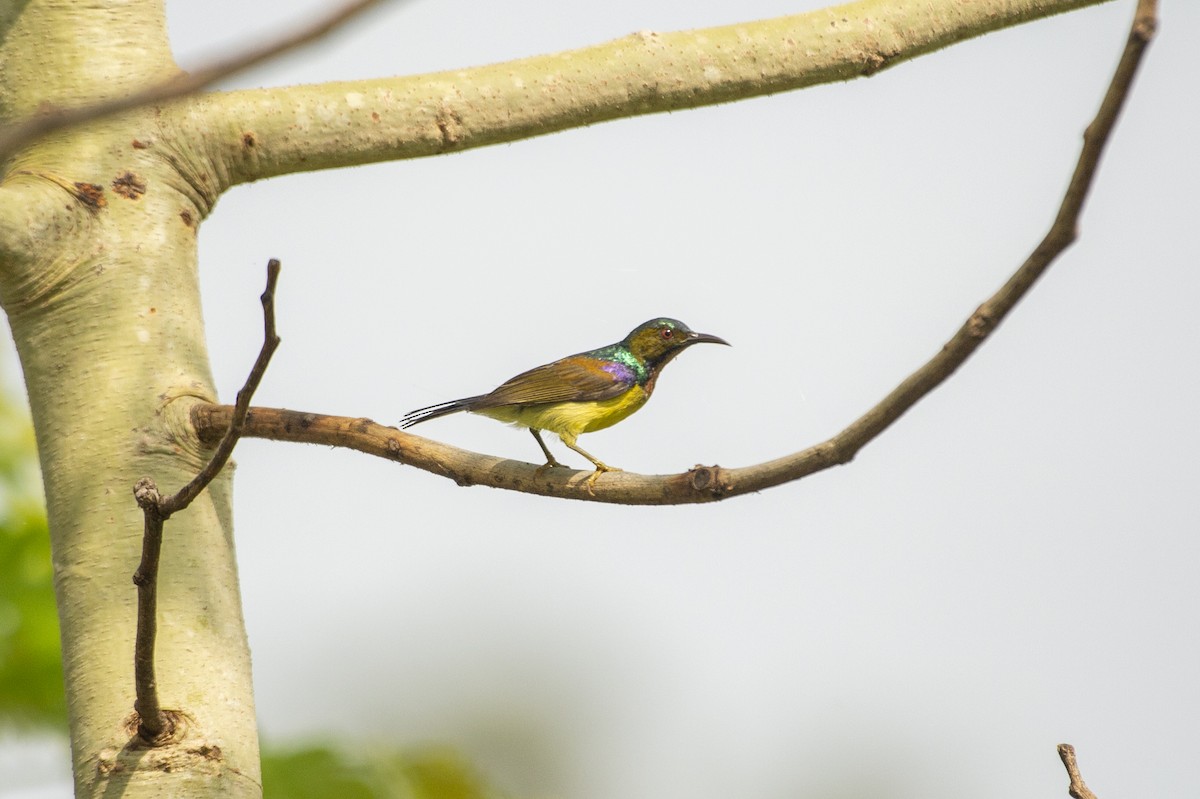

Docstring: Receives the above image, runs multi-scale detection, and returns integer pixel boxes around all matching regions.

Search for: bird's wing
[474,355,637,408]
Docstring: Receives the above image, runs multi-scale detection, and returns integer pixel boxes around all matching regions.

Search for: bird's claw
[534,458,567,477]
[583,464,622,495]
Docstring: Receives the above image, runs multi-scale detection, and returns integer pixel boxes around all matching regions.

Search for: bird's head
[623,318,730,369]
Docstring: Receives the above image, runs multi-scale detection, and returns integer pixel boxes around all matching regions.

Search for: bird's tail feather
[399,396,484,429]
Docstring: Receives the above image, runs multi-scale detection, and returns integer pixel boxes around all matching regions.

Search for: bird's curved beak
[686,331,731,347]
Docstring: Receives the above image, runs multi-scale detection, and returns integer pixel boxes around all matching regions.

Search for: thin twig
[131,260,282,742]
[160,259,281,515]
[131,479,167,741]
[0,0,394,160]
[1057,744,1101,799]
[191,0,1156,505]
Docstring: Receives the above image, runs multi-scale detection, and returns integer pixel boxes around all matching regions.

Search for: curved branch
[195,0,1112,185]
[192,0,1155,505]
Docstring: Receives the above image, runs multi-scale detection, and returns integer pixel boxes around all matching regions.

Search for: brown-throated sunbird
[400,318,729,481]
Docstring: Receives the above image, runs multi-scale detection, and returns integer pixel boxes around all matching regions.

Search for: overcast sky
[4,1,1198,798]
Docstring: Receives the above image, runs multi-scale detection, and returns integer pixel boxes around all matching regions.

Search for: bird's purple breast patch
[601,361,636,385]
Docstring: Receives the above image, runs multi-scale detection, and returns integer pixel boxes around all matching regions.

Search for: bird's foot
[534,457,567,477]
[583,463,622,495]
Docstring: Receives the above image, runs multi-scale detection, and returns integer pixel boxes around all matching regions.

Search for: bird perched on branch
[401,318,729,483]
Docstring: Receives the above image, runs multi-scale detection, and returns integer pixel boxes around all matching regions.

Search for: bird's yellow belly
[476,386,649,436]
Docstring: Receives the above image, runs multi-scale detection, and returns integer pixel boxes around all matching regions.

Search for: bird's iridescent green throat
[400,318,729,484]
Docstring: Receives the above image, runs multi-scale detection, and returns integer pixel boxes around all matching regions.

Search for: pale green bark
[0,0,1113,796]
[181,0,1112,187]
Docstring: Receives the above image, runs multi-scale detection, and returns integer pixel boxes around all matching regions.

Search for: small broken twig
[130,259,281,742]
[1057,744,1101,799]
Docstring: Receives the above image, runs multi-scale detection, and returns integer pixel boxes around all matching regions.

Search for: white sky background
[5,1,1200,797]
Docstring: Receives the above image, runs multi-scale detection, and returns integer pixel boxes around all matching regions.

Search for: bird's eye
[660,328,673,339]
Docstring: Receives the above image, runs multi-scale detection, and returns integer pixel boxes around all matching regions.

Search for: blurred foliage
[262,746,376,798]
[262,744,506,799]
[0,373,509,797]
[0,381,65,729]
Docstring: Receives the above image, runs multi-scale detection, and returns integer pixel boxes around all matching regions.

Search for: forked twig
[131,260,281,743]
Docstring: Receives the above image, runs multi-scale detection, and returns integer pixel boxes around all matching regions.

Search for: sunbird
[401,318,729,480]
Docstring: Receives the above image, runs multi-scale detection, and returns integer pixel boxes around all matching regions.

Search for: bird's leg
[559,432,621,492]
[530,429,566,471]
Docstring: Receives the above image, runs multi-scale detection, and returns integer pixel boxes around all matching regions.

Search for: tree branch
[0,0,394,161]
[131,260,281,743]
[1057,744,1101,799]
[191,0,1155,505]
[197,0,1113,184]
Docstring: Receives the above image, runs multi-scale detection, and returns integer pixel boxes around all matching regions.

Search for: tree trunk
[0,1,260,795]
